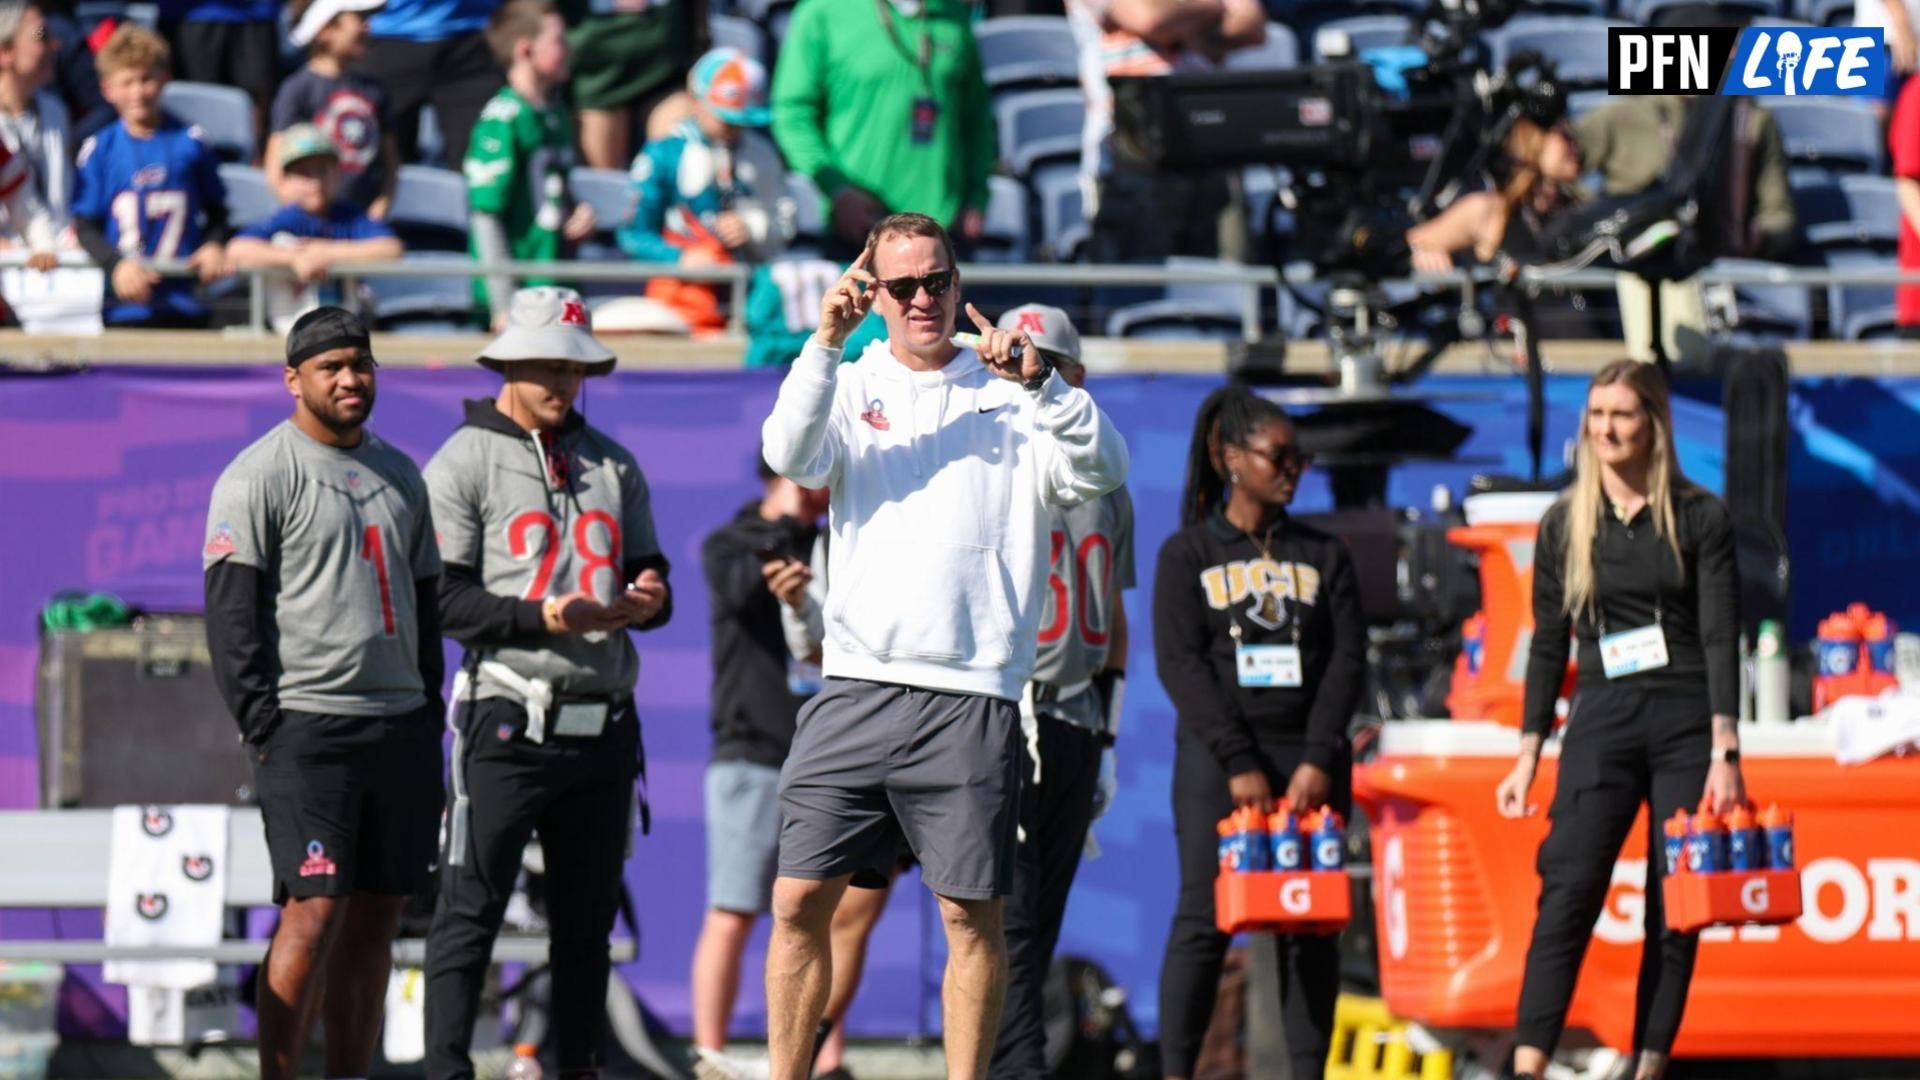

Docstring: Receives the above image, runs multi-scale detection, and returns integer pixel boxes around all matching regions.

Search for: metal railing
[22,255,1920,343]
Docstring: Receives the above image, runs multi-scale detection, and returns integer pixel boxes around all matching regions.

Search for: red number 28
[507,509,622,599]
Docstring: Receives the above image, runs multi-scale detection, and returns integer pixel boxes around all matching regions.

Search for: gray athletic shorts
[705,759,783,914]
[778,677,1020,900]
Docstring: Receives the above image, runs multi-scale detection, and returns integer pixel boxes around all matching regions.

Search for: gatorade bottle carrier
[1355,720,1920,1058]
[1662,800,1802,933]
[1813,602,1900,712]
[1214,803,1351,935]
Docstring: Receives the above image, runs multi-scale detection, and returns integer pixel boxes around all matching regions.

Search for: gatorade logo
[1316,838,1342,867]
[1741,876,1771,914]
[1279,877,1312,915]
[1593,856,1920,945]
[1276,839,1301,869]
[1381,835,1410,961]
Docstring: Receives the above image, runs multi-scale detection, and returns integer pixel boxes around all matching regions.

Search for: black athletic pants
[357,32,501,167]
[1159,730,1351,1080]
[989,716,1105,1079]
[1515,683,1712,1058]
[424,695,640,1080]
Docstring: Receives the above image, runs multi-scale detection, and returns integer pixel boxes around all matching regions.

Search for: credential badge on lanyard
[1598,594,1669,680]
[1234,616,1303,688]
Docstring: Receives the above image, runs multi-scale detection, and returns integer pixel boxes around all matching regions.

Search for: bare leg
[815,881,892,1073]
[258,896,346,1080]
[935,895,1006,1080]
[765,875,850,1080]
[577,107,632,171]
[1514,1046,1549,1077]
[691,909,759,1052]
[1635,1050,1669,1080]
[318,894,406,1078]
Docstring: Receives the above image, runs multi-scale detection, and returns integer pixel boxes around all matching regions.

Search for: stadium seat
[1486,17,1630,89]
[160,81,255,163]
[369,252,479,331]
[568,167,634,234]
[218,164,277,230]
[417,104,446,167]
[1104,257,1253,339]
[1032,168,1088,261]
[709,14,764,65]
[995,89,1084,180]
[975,17,1079,93]
[1824,250,1899,341]
[1224,22,1301,71]
[1797,0,1855,23]
[388,165,471,253]
[1629,0,1782,22]
[1707,257,1812,339]
[1310,15,1411,60]
[1769,98,1885,173]
[1789,165,1846,231]
[1806,174,1899,254]
[973,176,1031,263]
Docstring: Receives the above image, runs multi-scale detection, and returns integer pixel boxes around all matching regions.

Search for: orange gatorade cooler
[1443,492,1560,728]
[1355,720,1920,1057]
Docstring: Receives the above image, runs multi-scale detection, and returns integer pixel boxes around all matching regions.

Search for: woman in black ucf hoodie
[1153,386,1365,1080]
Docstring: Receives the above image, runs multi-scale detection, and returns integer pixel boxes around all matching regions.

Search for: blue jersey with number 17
[73,117,226,324]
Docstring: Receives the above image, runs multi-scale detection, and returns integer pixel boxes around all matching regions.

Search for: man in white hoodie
[759,212,1129,1080]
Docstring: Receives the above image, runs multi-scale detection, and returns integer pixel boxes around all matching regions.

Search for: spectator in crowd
[227,124,404,332]
[465,0,595,327]
[744,256,885,367]
[1574,96,1795,363]
[619,46,790,333]
[1066,0,1266,263]
[359,0,500,166]
[39,4,108,143]
[1408,120,1584,274]
[770,0,996,258]
[154,0,280,151]
[690,459,831,1080]
[1891,74,1920,336]
[989,303,1135,1080]
[561,0,698,171]
[272,0,400,219]
[72,25,228,327]
[0,0,73,229]
[1855,0,1917,118]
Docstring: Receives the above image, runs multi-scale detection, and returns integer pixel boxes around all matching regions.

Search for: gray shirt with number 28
[203,420,441,716]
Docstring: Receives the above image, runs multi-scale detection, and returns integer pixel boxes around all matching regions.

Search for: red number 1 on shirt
[360,523,397,637]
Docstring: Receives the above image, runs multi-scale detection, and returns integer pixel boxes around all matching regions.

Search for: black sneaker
[813,1069,857,1080]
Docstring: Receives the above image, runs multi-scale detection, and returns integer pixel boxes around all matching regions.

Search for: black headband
[287,334,374,366]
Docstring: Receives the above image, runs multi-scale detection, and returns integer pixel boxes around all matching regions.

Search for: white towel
[1829,690,1920,765]
[104,805,230,992]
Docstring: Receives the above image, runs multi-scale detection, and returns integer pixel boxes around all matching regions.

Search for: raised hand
[814,247,876,348]
[965,302,1045,385]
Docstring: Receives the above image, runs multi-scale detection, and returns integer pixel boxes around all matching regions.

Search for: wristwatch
[1021,352,1054,393]
[1712,746,1742,765]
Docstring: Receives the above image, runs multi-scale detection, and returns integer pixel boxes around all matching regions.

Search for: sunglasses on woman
[874,269,957,302]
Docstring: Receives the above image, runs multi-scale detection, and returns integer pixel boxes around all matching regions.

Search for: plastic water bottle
[1755,620,1791,725]
[1727,803,1760,871]
[1687,807,1726,873]
[1663,809,1690,875]
[1310,810,1345,871]
[507,1043,543,1080]
[1760,804,1795,870]
[1865,612,1899,677]
[1267,808,1303,871]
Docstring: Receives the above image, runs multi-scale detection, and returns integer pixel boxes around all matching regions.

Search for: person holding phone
[1497,360,1741,1080]
[420,286,672,1080]
[1152,385,1364,1080]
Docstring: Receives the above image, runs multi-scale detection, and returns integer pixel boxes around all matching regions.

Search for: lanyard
[1227,522,1302,649]
[1593,506,1667,638]
[876,0,934,92]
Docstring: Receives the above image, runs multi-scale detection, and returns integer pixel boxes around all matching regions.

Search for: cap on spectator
[289,0,388,47]
[286,306,373,366]
[477,287,617,375]
[688,47,771,128]
[997,304,1081,364]
[278,123,340,169]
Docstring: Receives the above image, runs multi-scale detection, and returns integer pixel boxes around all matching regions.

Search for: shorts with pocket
[704,759,783,913]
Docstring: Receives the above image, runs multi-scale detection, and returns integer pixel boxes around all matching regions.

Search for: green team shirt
[465,86,572,305]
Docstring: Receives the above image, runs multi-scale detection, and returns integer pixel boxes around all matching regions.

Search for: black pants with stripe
[1158,729,1351,1080]
[989,716,1105,1079]
[424,695,639,1080]
[1514,682,1712,1058]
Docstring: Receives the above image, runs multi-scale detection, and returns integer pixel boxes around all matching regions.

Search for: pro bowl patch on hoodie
[860,399,890,431]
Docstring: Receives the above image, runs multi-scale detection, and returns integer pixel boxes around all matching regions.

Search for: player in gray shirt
[421,287,672,1080]
[202,308,444,1080]
[988,305,1137,1080]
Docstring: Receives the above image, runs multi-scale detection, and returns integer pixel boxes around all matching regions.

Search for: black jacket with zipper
[702,500,819,767]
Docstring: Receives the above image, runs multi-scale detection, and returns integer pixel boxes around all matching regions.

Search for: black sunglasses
[875,269,956,302]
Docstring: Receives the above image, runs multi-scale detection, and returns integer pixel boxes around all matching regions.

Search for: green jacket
[771,0,996,230]
[1574,95,1797,257]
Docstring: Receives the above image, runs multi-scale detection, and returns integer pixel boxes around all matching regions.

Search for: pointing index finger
[965,302,994,333]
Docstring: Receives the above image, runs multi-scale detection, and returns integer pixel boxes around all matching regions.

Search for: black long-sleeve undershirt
[203,561,282,744]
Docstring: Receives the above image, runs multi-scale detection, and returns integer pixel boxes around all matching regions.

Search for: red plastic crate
[1214,870,1351,935]
[1662,869,1802,933]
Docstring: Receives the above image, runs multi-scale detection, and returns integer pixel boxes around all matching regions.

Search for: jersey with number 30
[73,117,226,324]
[203,421,441,717]
[1031,485,1135,726]
[424,400,664,701]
